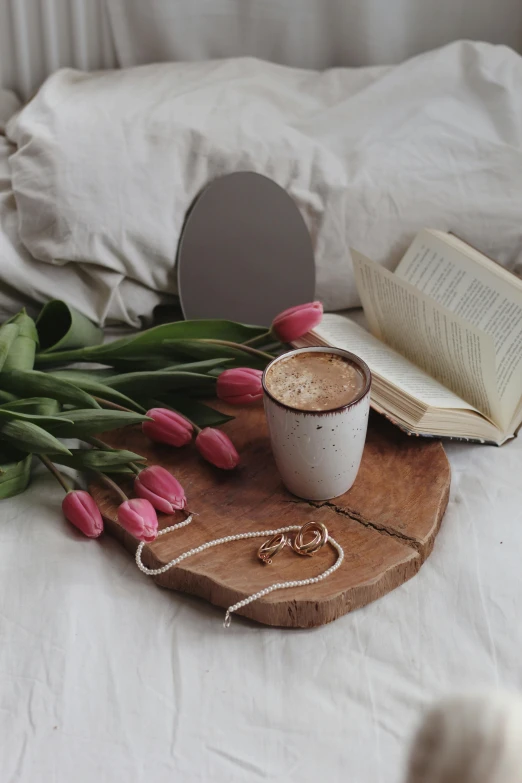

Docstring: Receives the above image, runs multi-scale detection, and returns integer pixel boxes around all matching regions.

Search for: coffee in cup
[264,351,366,411]
[262,347,371,500]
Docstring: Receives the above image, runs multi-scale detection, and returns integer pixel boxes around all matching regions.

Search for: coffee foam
[265,351,365,411]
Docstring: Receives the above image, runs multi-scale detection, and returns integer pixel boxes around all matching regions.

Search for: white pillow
[7,41,522,312]
[0,131,166,327]
[0,87,168,328]
[0,89,20,131]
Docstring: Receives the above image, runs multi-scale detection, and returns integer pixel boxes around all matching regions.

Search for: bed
[2,424,521,782]
[1,4,522,782]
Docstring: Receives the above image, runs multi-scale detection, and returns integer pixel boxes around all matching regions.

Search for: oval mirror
[177,172,315,326]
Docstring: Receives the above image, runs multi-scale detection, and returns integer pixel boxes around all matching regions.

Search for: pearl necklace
[135,515,345,627]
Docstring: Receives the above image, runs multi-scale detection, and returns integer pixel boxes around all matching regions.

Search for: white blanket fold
[4,40,522,322]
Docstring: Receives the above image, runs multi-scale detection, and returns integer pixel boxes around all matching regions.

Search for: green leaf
[0,370,100,409]
[106,370,216,396]
[161,339,268,370]
[91,465,135,475]
[36,299,104,353]
[0,390,17,404]
[44,409,149,438]
[107,357,183,372]
[49,371,146,413]
[34,319,267,366]
[0,453,32,499]
[58,368,115,380]
[165,358,233,373]
[149,394,235,427]
[0,323,20,372]
[48,448,146,471]
[0,397,60,416]
[3,310,38,371]
[106,357,235,374]
[0,419,72,455]
[0,407,71,426]
[0,442,28,467]
[95,320,267,357]
[104,358,231,382]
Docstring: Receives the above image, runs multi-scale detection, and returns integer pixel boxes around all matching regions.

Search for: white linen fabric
[3,0,522,101]
[7,40,522,313]
[106,0,522,70]
[0,421,521,783]
[0,87,172,327]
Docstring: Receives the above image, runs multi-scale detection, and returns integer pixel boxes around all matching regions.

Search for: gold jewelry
[135,519,344,628]
[257,532,288,564]
[291,521,328,557]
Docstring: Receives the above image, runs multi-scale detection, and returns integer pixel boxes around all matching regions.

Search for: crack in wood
[286,498,422,553]
[92,412,449,626]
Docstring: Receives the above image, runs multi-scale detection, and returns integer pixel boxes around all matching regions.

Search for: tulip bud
[62,490,104,538]
[142,408,193,447]
[271,301,323,343]
[117,498,158,542]
[217,367,263,405]
[195,427,239,470]
[134,465,186,514]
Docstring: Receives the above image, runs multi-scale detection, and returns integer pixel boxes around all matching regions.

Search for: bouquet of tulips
[0,299,323,542]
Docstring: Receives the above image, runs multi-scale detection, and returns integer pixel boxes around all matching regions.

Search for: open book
[297,230,522,445]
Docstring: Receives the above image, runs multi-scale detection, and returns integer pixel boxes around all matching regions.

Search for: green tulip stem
[242,330,273,347]
[38,454,73,494]
[85,435,142,475]
[92,396,132,413]
[175,410,201,435]
[92,398,202,439]
[85,435,112,450]
[259,341,282,352]
[34,348,94,366]
[94,471,129,504]
[198,339,273,361]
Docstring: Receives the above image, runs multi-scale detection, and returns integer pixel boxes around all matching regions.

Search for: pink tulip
[134,465,186,514]
[117,498,158,542]
[217,367,263,405]
[62,490,104,538]
[142,408,193,447]
[271,301,323,343]
[195,427,239,470]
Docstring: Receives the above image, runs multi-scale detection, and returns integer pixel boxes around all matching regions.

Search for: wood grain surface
[90,406,450,628]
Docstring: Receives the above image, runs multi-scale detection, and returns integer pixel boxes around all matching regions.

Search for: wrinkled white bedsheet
[6,41,522,317]
[0,426,521,783]
[2,38,522,782]
[0,88,174,327]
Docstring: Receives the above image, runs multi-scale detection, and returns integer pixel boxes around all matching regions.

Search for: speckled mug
[262,347,371,501]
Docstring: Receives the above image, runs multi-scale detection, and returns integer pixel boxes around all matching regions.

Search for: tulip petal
[134,466,186,514]
[118,498,158,542]
[135,481,176,514]
[271,301,323,343]
[143,408,193,447]
[62,490,104,538]
[217,368,263,405]
[196,428,239,470]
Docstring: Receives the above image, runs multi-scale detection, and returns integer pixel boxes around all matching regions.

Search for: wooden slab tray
[90,406,450,628]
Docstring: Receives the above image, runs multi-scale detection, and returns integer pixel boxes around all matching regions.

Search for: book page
[351,250,503,426]
[395,230,522,416]
[315,315,477,410]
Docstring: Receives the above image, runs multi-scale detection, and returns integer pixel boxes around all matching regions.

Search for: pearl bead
[135,516,344,624]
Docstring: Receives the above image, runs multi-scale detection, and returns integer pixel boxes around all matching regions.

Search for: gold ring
[292,521,328,557]
[257,533,288,564]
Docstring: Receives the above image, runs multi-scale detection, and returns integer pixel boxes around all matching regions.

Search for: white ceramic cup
[262,346,371,501]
